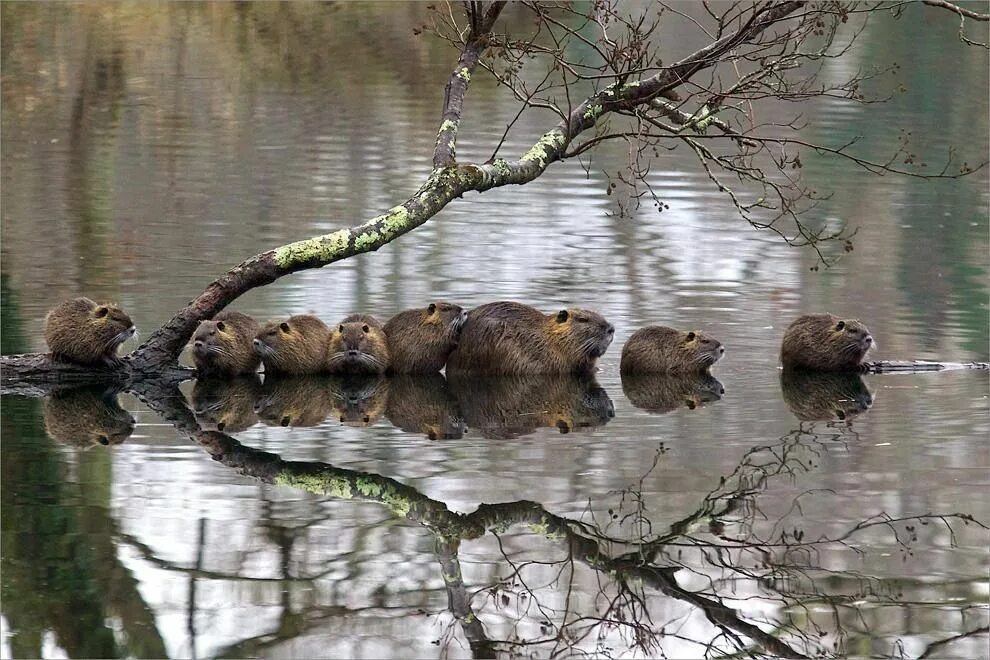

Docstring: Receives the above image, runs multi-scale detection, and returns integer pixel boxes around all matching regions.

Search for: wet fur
[254,314,330,375]
[383,302,467,373]
[191,311,261,377]
[44,297,136,366]
[780,313,874,371]
[326,315,390,375]
[620,326,724,374]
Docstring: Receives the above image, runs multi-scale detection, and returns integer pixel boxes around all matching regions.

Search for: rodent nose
[347,349,359,357]
[607,324,615,334]
[864,335,873,345]
[253,338,262,347]
[194,340,204,349]
[718,346,725,355]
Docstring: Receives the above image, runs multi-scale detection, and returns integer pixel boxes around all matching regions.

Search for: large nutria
[448,373,614,439]
[253,314,330,375]
[383,302,467,373]
[327,374,390,426]
[42,386,135,447]
[325,315,391,375]
[620,326,724,374]
[780,370,874,422]
[445,301,614,376]
[44,297,136,367]
[622,372,724,415]
[386,373,465,440]
[780,313,874,371]
[254,375,335,427]
[191,375,263,433]
[190,311,261,377]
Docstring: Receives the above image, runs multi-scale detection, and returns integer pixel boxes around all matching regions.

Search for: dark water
[2,4,988,658]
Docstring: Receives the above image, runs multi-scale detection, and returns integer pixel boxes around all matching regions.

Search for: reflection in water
[254,376,335,428]
[780,369,874,422]
[448,373,614,439]
[42,386,135,447]
[327,374,390,427]
[190,375,262,433]
[622,372,724,414]
[385,373,465,440]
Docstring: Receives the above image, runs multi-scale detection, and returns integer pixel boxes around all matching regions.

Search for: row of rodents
[44,297,875,375]
[43,369,874,448]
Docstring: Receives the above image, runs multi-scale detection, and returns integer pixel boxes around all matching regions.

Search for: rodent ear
[556,309,569,323]
[216,321,226,332]
[686,331,696,342]
[279,322,290,333]
[427,303,437,314]
[556,420,571,434]
[362,324,370,333]
[95,306,109,318]
[835,320,846,331]
[338,324,345,333]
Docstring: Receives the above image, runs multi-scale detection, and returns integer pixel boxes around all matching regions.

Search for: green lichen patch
[439,119,459,134]
[354,230,382,251]
[583,104,603,122]
[274,230,349,269]
[381,205,412,235]
[457,67,471,82]
[521,130,566,169]
[492,158,511,178]
[276,470,353,500]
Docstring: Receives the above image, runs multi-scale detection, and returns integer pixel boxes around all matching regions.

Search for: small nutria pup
[622,372,725,415]
[620,326,724,374]
[43,386,135,448]
[325,314,391,375]
[190,311,261,377]
[780,313,874,371]
[191,375,263,433]
[383,302,467,373]
[44,297,136,367]
[780,370,874,422]
[445,301,614,376]
[253,314,330,375]
[254,375,335,427]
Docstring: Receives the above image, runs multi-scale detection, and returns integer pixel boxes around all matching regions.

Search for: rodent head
[91,303,136,351]
[327,322,388,373]
[825,317,874,360]
[681,330,725,368]
[253,316,328,374]
[549,308,615,361]
[193,319,235,358]
[425,302,468,331]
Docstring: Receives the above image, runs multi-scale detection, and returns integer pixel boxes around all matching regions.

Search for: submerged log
[864,360,990,374]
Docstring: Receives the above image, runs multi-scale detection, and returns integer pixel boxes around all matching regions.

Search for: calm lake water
[2,4,988,659]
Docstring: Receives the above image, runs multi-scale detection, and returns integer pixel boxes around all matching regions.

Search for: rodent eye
[556,310,569,323]
[95,307,109,319]
[216,321,226,332]
[427,303,437,314]
[362,324,370,333]
[279,322,290,333]
[835,320,846,331]
[686,331,696,342]
[97,435,110,445]
[338,324,345,333]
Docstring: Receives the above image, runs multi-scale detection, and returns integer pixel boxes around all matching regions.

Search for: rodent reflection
[253,375,336,427]
[621,372,725,414]
[780,370,874,421]
[42,386,135,447]
[385,373,465,440]
[191,375,263,433]
[327,374,390,426]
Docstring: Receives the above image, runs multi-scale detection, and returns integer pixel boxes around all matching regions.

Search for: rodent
[622,372,724,414]
[448,373,614,439]
[253,314,330,375]
[190,311,261,377]
[385,373,465,440]
[327,374,390,426]
[325,314,391,374]
[620,326,724,374]
[780,313,874,371]
[383,302,467,373]
[445,301,614,376]
[191,375,263,433]
[43,386,135,447]
[780,370,873,422]
[254,375,334,427]
[44,297,136,367]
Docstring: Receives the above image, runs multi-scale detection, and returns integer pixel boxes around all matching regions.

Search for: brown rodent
[780,370,873,422]
[44,297,136,367]
[780,313,874,371]
[620,326,724,374]
[622,372,724,415]
[325,315,391,375]
[448,373,614,439]
[42,386,135,448]
[383,302,467,373]
[385,373,465,440]
[254,375,335,427]
[191,375,263,433]
[190,311,261,377]
[445,301,614,376]
[327,374,390,426]
[253,314,330,375]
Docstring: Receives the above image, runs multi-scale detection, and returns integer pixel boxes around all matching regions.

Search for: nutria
[780,370,874,422]
[620,326,724,374]
[44,297,136,367]
[445,301,614,376]
[383,302,467,373]
[622,372,725,414]
[190,311,261,377]
[42,386,135,447]
[385,373,465,440]
[448,373,614,439]
[191,375,263,433]
[325,315,391,375]
[780,313,874,371]
[254,375,335,427]
[253,314,330,375]
[327,374,390,426]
